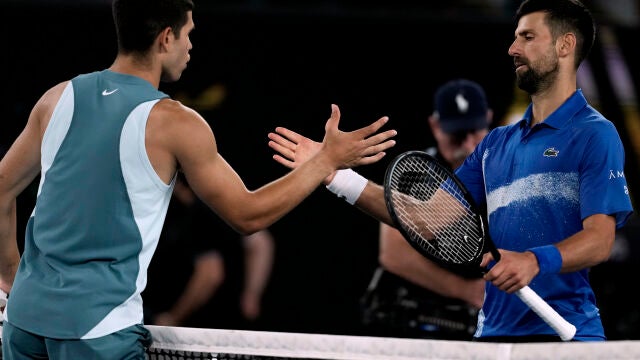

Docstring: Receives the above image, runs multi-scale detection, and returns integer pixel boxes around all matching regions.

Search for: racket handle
[515,286,577,341]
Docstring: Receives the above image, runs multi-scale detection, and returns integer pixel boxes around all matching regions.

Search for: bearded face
[515,44,560,95]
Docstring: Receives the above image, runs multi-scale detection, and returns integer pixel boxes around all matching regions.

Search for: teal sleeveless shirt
[5,70,174,339]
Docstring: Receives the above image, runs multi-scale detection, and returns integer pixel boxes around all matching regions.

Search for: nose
[508,39,519,57]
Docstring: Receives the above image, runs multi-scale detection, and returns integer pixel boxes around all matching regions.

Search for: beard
[515,55,560,95]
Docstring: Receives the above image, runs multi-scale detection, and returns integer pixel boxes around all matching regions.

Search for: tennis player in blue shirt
[455,0,633,342]
[268,0,633,343]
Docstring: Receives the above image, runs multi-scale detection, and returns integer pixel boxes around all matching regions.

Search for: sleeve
[579,121,633,228]
[455,135,490,209]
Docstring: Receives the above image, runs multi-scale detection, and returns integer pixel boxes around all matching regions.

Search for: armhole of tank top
[41,82,74,158]
[136,99,174,192]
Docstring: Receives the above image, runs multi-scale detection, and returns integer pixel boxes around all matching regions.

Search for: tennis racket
[383,150,576,341]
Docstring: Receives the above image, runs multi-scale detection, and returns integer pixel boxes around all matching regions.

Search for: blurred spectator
[144,174,275,329]
[360,79,491,340]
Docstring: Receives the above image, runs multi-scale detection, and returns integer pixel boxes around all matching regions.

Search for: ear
[157,26,174,53]
[557,32,576,58]
[429,114,443,139]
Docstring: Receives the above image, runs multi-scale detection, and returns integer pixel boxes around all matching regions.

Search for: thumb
[325,104,341,133]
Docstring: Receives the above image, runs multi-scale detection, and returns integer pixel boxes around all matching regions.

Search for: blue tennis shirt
[456,89,633,341]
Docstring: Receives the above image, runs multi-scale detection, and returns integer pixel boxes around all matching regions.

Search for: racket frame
[383,150,576,341]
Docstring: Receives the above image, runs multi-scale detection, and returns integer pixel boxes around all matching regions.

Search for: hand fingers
[273,127,303,144]
[267,131,295,149]
[267,133,295,151]
[353,152,388,166]
[480,253,494,268]
[360,130,397,156]
[351,115,390,139]
[358,141,396,159]
[492,276,520,294]
[268,140,295,161]
[363,129,398,146]
[272,154,295,169]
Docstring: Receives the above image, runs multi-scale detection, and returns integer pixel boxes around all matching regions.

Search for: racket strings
[389,157,483,264]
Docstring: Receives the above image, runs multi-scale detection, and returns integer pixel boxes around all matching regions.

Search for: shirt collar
[517,89,588,130]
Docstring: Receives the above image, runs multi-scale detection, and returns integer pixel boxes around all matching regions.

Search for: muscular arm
[556,214,616,271]
[0,82,66,294]
[148,104,396,234]
[482,214,616,294]
[352,182,393,226]
[379,223,484,309]
[268,126,394,226]
[268,126,485,308]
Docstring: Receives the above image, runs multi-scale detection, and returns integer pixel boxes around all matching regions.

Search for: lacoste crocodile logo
[543,147,559,157]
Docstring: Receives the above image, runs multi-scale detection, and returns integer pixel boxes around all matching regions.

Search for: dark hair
[112,0,194,54]
[515,0,595,68]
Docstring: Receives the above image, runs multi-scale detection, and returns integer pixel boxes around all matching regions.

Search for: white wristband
[325,169,368,205]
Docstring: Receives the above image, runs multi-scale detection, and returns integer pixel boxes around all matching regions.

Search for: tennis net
[3,324,640,359]
[146,325,640,360]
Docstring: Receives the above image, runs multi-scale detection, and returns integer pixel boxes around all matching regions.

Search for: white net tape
[1,323,640,359]
[147,325,640,360]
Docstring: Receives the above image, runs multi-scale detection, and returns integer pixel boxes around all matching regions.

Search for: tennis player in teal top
[0,0,397,358]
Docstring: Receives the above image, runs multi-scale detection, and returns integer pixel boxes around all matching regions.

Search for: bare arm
[0,82,66,294]
[481,214,616,294]
[154,252,225,326]
[149,104,396,234]
[269,126,485,308]
[240,229,275,320]
[268,126,484,309]
[268,126,394,225]
[379,222,484,309]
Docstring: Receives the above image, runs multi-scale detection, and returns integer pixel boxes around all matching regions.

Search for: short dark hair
[515,0,595,68]
[112,0,194,54]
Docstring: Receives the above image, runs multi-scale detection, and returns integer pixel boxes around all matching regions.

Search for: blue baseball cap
[434,79,489,133]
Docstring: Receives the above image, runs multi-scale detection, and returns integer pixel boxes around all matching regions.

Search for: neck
[109,54,161,89]
[529,72,577,127]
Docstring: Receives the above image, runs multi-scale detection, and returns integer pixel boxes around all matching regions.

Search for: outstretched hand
[268,104,396,180]
[268,127,321,169]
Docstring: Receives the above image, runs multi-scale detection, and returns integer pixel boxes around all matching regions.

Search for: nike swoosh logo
[102,88,119,96]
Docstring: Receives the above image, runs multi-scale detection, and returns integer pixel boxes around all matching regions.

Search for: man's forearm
[0,199,20,293]
[354,182,393,226]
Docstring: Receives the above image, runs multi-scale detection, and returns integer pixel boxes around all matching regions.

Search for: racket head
[383,150,487,267]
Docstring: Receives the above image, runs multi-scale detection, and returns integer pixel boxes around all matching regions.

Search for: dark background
[3,0,640,340]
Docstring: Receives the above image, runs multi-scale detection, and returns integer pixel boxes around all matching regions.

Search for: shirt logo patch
[543,147,559,157]
[609,170,625,180]
[102,88,119,96]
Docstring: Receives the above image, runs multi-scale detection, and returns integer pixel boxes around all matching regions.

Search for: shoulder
[37,81,70,109]
[574,106,622,143]
[150,98,212,134]
[579,106,618,130]
[144,98,218,182]
[146,98,217,156]
[32,81,71,128]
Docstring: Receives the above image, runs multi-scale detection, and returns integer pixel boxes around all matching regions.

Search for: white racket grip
[515,286,577,341]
